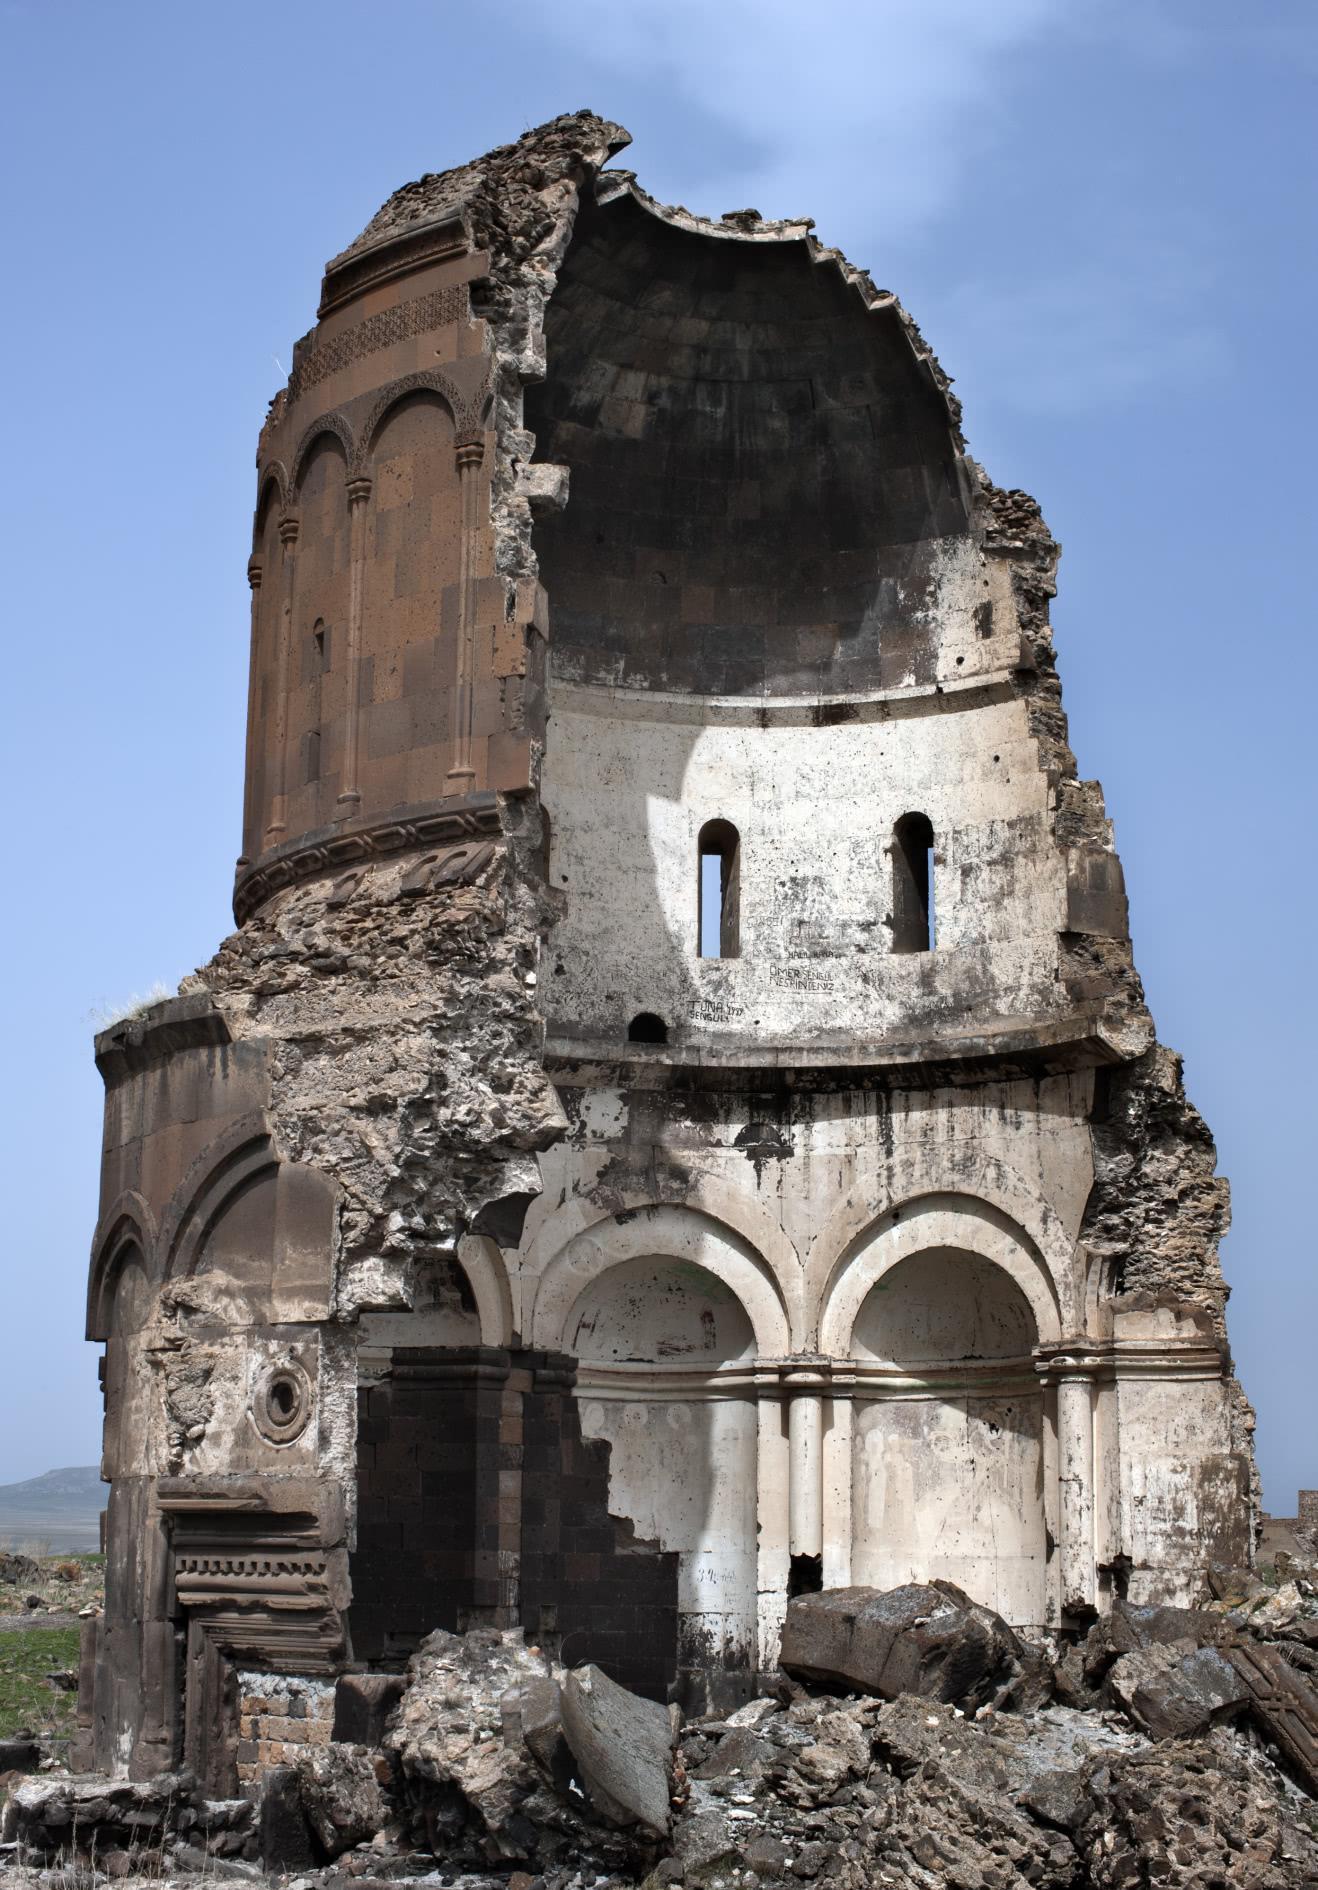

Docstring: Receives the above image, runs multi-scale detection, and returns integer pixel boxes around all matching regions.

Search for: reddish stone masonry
[235,1672,335,1789]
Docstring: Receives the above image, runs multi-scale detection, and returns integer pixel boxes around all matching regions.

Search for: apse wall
[530,194,1071,1059]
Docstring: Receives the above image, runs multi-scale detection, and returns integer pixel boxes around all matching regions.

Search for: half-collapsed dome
[527,188,971,698]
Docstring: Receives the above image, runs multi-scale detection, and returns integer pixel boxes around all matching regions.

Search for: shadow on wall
[526,186,969,1059]
[850,1248,1047,1625]
[565,1253,759,1710]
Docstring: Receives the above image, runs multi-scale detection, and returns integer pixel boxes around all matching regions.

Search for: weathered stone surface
[780,1582,1026,1712]
[560,1662,673,1835]
[1074,1731,1318,1887]
[294,1741,388,1857]
[257,1765,316,1871]
[1106,1641,1252,1739]
[385,1628,552,1856]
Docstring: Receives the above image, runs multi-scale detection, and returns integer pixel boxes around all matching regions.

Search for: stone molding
[318,209,469,318]
[233,794,502,922]
[288,284,468,404]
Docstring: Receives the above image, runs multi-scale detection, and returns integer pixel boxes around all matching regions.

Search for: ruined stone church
[84,112,1254,1790]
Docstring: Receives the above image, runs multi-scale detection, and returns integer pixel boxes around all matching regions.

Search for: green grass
[0,1627,81,1740]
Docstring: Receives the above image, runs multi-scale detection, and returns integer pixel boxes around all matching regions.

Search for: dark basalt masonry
[81,112,1254,1794]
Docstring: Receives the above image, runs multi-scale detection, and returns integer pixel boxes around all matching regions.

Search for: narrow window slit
[698,819,741,959]
[892,812,936,953]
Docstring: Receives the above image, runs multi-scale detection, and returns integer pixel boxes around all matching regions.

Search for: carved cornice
[318,210,470,319]
[95,997,232,1085]
[233,795,503,923]
[288,285,468,404]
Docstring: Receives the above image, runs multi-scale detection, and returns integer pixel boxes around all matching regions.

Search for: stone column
[263,513,299,847]
[1054,1357,1098,1615]
[822,1384,854,1589]
[447,432,485,788]
[337,475,372,813]
[755,1385,790,1674]
[786,1366,826,1561]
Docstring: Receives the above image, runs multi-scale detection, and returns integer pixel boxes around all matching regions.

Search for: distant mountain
[0,1465,105,1552]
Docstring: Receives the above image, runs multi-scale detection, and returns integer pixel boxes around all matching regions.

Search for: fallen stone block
[519,1673,572,1791]
[779,1582,1025,1712]
[1226,1637,1318,1795]
[1081,1597,1234,1686]
[560,1663,673,1836]
[257,1767,316,1871]
[1106,1642,1251,1739]
[295,1742,389,1858]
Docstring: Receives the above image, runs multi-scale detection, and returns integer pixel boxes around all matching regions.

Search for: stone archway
[550,1237,767,1711]
[848,1247,1047,1626]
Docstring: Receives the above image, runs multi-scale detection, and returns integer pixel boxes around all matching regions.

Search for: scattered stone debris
[3,1579,1313,1887]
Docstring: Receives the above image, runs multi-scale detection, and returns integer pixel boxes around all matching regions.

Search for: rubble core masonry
[82,110,1256,1789]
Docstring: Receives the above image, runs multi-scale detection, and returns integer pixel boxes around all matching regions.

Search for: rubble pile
[2,1577,1315,1888]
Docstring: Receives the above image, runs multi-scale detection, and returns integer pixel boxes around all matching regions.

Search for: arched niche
[531,1202,790,1358]
[567,1254,755,1365]
[567,1250,760,1709]
[90,1224,157,1484]
[87,1192,159,1342]
[288,434,350,830]
[161,1122,336,1325]
[818,1198,1062,1357]
[365,391,457,602]
[852,1247,1037,1365]
[849,1246,1047,1626]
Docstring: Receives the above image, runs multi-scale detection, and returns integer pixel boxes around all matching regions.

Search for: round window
[252,1359,313,1444]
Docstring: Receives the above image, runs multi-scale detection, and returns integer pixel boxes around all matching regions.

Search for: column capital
[278,513,300,546]
[246,555,263,591]
[346,475,373,507]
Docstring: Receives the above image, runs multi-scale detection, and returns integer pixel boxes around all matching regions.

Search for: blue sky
[2,0,1313,1509]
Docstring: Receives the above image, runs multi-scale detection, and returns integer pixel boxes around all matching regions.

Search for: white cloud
[549,0,1072,235]
[518,0,1246,419]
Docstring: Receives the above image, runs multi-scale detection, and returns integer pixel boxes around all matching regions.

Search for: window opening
[698,819,741,959]
[892,812,936,953]
[628,1011,668,1045]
